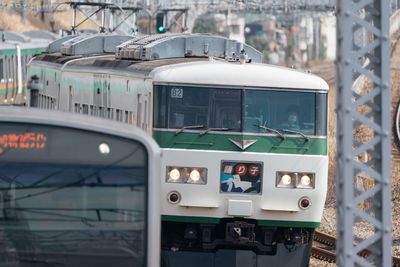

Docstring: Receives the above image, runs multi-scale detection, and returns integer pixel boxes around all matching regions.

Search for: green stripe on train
[153,130,327,155]
[161,215,320,228]
[0,87,15,95]
[0,48,46,56]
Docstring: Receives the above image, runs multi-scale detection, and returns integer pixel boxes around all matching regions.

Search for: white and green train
[27,33,329,267]
[0,31,55,104]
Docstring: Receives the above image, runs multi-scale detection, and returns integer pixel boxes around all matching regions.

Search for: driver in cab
[280,107,300,131]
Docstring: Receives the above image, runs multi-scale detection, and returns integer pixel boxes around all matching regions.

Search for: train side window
[93,106,98,116]
[38,94,42,108]
[116,109,122,121]
[82,104,88,114]
[137,94,142,127]
[107,108,113,119]
[51,98,56,109]
[144,100,148,130]
[125,111,129,123]
[75,103,80,113]
[128,112,133,124]
[0,59,3,80]
[7,57,11,82]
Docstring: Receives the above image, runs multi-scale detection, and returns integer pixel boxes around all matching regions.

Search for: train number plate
[220,161,262,194]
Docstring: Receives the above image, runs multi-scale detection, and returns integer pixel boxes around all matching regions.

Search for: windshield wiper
[257,125,285,140]
[280,128,310,142]
[175,125,205,135]
[199,127,230,136]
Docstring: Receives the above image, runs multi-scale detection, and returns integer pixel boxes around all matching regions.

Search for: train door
[137,93,150,131]
[94,74,110,117]
[136,80,152,133]
[0,107,161,267]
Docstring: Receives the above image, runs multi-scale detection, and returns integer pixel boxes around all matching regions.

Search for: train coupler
[225,221,255,244]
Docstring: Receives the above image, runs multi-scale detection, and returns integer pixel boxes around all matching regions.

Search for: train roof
[30,33,329,91]
[0,31,54,52]
[39,55,328,91]
[151,60,329,91]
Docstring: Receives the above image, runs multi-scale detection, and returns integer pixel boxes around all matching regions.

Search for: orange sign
[0,133,47,154]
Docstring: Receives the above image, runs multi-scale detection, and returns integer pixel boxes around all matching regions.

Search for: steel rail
[313,231,400,266]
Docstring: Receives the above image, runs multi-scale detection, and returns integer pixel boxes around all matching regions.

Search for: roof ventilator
[115,33,262,63]
[59,34,133,56]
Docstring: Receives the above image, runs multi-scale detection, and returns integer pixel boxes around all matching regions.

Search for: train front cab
[153,83,329,267]
[0,107,160,267]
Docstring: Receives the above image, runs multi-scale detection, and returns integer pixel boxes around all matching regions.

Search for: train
[0,106,160,267]
[26,33,329,267]
[0,30,55,105]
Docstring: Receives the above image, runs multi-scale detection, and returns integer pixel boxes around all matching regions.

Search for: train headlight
[168,168,181,182]
[166,166,207,184]
[297,173,315,189]
[281,174,292,185]
[276,172,315,189]
[190,169,200,181]
[276,172,295,188]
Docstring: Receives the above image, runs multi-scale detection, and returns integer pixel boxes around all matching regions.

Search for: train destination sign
[0,132,47,154]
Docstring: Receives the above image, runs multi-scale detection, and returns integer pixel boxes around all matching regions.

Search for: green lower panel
[0,48,46,56]
[154,130,327,155]
[161,215,320,228]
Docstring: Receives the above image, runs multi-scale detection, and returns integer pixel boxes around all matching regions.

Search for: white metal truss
[336,0,392,266]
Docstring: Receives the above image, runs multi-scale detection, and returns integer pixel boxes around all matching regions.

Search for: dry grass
[0,1,98,32]
[0,11,39,31]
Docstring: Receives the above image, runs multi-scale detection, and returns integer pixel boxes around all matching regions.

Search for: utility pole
[20,0,27,22]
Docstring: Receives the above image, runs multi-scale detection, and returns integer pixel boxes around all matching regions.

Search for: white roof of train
[151,60,329,91]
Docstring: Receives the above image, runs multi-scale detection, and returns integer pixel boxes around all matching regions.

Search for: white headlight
[300,175,311,186]
[277,172,315,189]
[98,143,110,155]
[166,166,207,184]
[189,169,201,182]
[281,174,292,185]
[169,168,180,181]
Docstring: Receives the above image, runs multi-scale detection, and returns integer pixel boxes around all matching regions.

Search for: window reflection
[0,164,146,267]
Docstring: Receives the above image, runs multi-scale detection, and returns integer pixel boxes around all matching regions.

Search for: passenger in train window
[280,106,301,130]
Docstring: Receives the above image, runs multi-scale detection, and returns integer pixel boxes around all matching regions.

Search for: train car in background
[0,31,54,105]
[27,33,329,267]
[0,106,160,267]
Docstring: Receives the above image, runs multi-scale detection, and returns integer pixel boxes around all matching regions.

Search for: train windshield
[154,85,327,136]
[0,123,148,267]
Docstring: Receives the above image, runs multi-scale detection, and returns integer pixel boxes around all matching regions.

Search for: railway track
[312,231,400,266]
